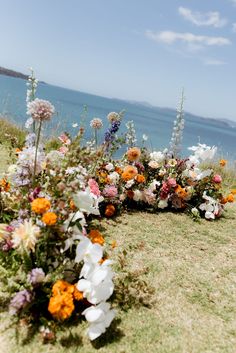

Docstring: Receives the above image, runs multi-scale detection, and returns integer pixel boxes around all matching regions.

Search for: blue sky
[0,0,235,120]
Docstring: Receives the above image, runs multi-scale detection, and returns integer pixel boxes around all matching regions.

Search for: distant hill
[0,66,28,80]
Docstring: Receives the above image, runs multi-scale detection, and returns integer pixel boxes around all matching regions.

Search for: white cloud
[233,23,236,32]
[178,7,227,28]
[204,59,226,66]
[145,30,231,47]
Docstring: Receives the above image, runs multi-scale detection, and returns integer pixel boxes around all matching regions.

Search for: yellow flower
[219,159,227,167]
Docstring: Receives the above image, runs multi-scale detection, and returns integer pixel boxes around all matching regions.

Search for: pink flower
[212,174,222,184]
[103,185,118,198]
[167,178,177,188]
[88,179,101,197]
[27,98,55,121]
[58,146,69,154]
[160,181,170,200]
[58,133,71,145]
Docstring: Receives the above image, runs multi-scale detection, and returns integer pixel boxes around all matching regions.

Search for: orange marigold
[52,280,74,297]
[121,166,138,181]
[31,198,51,214]
[127,147,141,162]
[89,229,105,245]
[115,166,123,175]
[227,194,234,203]
[73,286,83,301]
[105,204,116,217]
[175,185,188,200]
[231,189,236,195]
[219,159,227,167]
[0,178,10,192]
[136,174,146,183]
[42,212,57,226]
[48,292,74,320]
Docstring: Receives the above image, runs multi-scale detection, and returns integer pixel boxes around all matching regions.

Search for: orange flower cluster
[221,193,235,204]
[48,280,83,321]
[31,198,51,214]
[0,178,10,192]
[42,212,57,226]
[127,147,141,162]
[231,189,236,195]
[105,204,116,217]
[175,185,188,200]
[96,170,109,184]
[121,166,138,181]
[89,229,105,245]
[135,174,146,183]
[219,159,227,167]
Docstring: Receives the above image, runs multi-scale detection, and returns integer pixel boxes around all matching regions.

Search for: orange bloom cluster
[48,280,83,321]
[221,193,235,204]
[42,212,57,226]
[127,147,141,162]
[31,198,51,214]
[219,159,227,167]
[175,185,188,199]
[0,178,10,192]
[121,166,138,181]
[135,174,146,183]
[105,204,116,217]
[89,229,105,245]
[231,189,236,195]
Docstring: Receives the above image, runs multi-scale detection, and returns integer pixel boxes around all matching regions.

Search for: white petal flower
[150,151,165,163]
[75,236,103,264]
[73,188,103,215]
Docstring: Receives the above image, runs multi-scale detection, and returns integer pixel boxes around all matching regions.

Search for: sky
[0,0,235,120]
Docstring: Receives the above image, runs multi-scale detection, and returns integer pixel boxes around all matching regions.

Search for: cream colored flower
[12,219,41,252]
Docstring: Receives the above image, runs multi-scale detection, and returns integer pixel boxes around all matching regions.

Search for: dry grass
[1,206,236,353]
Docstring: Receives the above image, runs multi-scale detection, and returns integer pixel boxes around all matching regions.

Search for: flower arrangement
[0,71,235,346]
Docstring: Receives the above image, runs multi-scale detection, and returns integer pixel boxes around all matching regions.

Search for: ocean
[0,75,236,160]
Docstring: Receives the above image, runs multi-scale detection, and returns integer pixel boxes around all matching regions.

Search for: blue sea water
[0,75,236,160]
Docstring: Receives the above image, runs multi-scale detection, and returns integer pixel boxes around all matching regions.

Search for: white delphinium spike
[125,120,137,147]
[25,68,38,131]
[169,89,185,158]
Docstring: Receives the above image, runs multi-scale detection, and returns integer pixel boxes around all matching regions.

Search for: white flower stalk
[169,89,185,158]
[25,68,38,131]
[125,120,137,147]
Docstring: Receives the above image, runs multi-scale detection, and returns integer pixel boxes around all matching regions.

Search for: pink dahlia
[103,185,118,198]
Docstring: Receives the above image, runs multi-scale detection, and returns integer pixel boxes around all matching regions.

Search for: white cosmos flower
[108,171,120,185]
[188,143,217,162]
[73,187,103,215]
[82,302,116,340]
[75,236,103,264]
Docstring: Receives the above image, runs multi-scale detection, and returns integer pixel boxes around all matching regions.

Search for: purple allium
[27,268,45,285]
[9,289,32,315]
[27,98,55,122]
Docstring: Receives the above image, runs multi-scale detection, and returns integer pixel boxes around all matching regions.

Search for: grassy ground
[1,206,236,353]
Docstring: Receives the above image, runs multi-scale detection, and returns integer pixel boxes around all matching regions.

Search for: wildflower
[191,207,199,217]
[42,212,57,226]
[212,174,222,184]
[135,174,146,183]
[175,185,188,200]
[167,178,177,188]
[127,147,141,162]
[121,166,138,181]
[27,98,55,121]
[11,219,41,252]
[104,120,121,143]
[133,190,143,202]
[105,163,114,172]
[199,192,220,220]
[219,159,227,167]
[28,268,45,285]
[231,189,236,195]
[72,123,78,128]
[169,89,185,157]
[143,190,156,205]
[107,112,120,123]
[73,188,103,215]
[188,143,217,162]
[103,185,118,198]
[158,198,168,209]
[105,204,116,217]
[90,118,103,129]
[82,302,116,340]
[31,198,51,214]
[9,289,32,315]
[58,133,71,145]
[89,229,105,246]
[159,167,167,177]
[108,171,120,185]
[167,159,177,167]
[73,286,83,301]
[75,235,103,264]
[52,280,74,296]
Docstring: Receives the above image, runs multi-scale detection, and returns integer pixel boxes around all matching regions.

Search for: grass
[1,207,236,353]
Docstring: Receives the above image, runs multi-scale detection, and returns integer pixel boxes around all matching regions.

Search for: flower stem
[94,129,98,149]
[33,120,42,180]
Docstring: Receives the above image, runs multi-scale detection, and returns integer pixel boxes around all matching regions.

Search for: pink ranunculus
[88,179,101,197]
[103,185,118,198]
[167,178,177,188]
[212,174,222,184]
